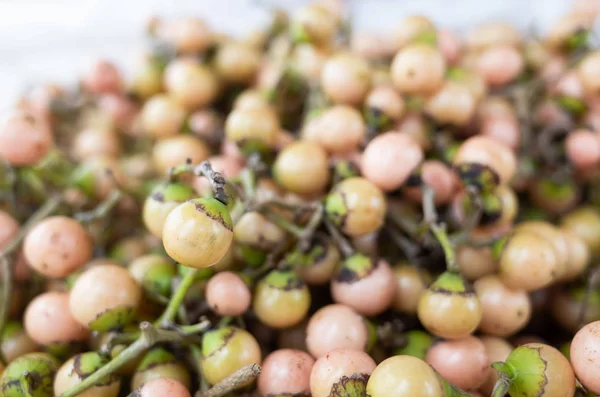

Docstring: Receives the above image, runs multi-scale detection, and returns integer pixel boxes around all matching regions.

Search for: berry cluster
[2,1,600,397]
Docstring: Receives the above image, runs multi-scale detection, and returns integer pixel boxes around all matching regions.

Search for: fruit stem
[217,316,233,327]
[0,194,62,362]
[74,189,122,223]
[439,375,475,397]
[194,363,261,397]
[167,162,195,181]
[385,225,421,264]
[1,194,63,257]
[196,161,229,206]
[422,185,458,273]
[156,268,199,327]
[176,318,212,335]
[0,159,18,214]
[167,161,230,206]
[263,209,305,238]
[0,256,12,365]
[324,217,355,258]
[59,322,185,397]
[298,203,324,251]
[491,361,516,397]
[247,237,293,279]
[450,186,483,245]
[239,167,257,203]
[387,209,421,239]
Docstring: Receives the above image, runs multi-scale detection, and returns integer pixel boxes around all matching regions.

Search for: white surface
[0,0,577,109]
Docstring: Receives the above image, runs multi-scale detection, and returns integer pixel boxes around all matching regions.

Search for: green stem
[262,210,305,238]
[385,225,421,263]
[177,319,212,335]
[247,237,292,279]
[0,256,12,365]
[0,195,62,363]
[439,376,474,397]
[431,224,458,273]
[178,305,190,325]
[324,218,354,258]
[297,204,323,251]
[167,163,195,181]
[450,186,483,245]
[195,364,261,397]
[217,316,233,328]
[239,168,256,202]
[1,194,62,257]
[74,189,122,223]
[59,322,184,397]
[387,210,420,238]
[491,375,512,397]
[491,362,515,397]
[104,331,141,351]
[422,185,458,273]
[189,345,209,392]
[156,268,199,327]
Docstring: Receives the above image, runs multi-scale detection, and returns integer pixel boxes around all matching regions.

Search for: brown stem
[324,218,354,258]
[385,225,421,263]
[247,237,293,279]
[195,364,261,397]
[450,186,483,245]
[197,161,229,206]
[422,185,458,273]
[298,203,324,251]
[74,190,122,223]
[167,161,230,205]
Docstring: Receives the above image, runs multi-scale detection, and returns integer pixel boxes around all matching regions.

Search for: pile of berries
[3,1,600,396]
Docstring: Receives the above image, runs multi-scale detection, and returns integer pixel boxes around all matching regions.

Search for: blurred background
[0,0,587,109]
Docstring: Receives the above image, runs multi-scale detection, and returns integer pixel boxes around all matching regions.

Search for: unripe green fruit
[0,353,59,397]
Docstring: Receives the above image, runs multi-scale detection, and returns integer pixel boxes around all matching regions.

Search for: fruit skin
[143,182,196,237]
[561,206,600,255]
[290,235,340,285]
[136,377,192,397]
[325,177,387,237]
[54,352,120,397]
[0,352,59,397]
[273,140,330,196]
[501,343,575,397]
[162,197,233,269]
[309,349,376,397]
[417,271,482,339]
[570,320,600,394]
[306,304,368,358]
[366,355,443,397]
[131,348,191,390]
[23,216,93,278]
[201,327,262,386]
[331,255,396,316]
[253,269,311,329]
[69,265,142,331]
[498,231,560,291]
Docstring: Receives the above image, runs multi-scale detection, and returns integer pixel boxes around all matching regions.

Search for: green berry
[0,353,59,397]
